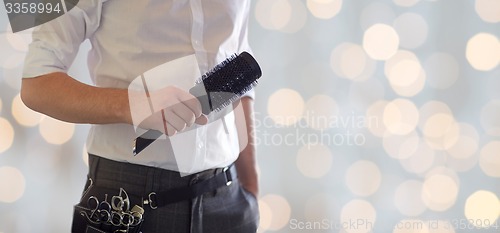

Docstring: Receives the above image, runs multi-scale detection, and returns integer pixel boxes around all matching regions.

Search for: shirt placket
[189,0,208,164]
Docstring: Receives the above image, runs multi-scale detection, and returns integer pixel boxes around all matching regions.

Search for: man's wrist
[114,89,133,125]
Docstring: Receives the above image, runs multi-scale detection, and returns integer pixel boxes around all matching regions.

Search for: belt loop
[144,167,155,196]
[88,153,100,181]
[223,167,233,186]
[153,168,162,191]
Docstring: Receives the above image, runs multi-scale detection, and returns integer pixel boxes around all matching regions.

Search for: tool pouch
[71,205,144,233]
[71,181,145,233]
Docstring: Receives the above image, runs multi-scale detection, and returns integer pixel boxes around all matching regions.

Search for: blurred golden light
[0,117,15,153]
[345,160,381,196]
[296,144,333,178]
[0,166,26,203]
[304,95,339,130]
[393,219,428,233]
[282,0,308,33]
[383,131,419,160]
[421,174,458,211]
[391,71,426,97]
[422,113,459,150]
[366,100,389,137]
[340,44,369,80]
[464,190,500,228]
[271,0,292,30]
[267,88,305,126]
[479,141,500,177]
[446,123,479,159]
[383,98,419,135]
[385,50,419,75]
[393,0,420,7]
[11,94,42,127]
[393,13,428,49]
[399,141,435,175]
[480,99,500,136]
[39,116,75,145]
[359,2,396,30]
[466,33,500,71]
[426,166,460,185]
[331,43,369,81]
[475,0,500,23]
[255,0,291,30]
[340,199,376,233]
[256,0,307,33]
[424,53,459,89]
[257,200,273,233]
[384,50,426,97]
[394,180,426,216]
[363,24,400,60]
[418,101,452,129]
[260,194,291,231]
[307,0,343,19]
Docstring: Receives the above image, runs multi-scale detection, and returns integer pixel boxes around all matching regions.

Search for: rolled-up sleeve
[22,1,102,78]
[241,88,255,99]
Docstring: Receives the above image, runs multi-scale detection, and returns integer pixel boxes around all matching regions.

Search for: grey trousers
[73,154,259,233]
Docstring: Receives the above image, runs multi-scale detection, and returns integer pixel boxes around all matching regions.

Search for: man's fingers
[195,115,208,125]
[165,122,177,136]
[164,109,187,132]
[172,105,196,127]
[176,91,203,118]
[144,87,208,135]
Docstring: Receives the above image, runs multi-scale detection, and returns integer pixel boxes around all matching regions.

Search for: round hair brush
[133,51,262,156]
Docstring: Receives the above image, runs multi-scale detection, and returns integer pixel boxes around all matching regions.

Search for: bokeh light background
[1,0,500,232]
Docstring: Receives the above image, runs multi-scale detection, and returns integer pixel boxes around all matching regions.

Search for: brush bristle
[195,54,239,84]
[191,52,262,114]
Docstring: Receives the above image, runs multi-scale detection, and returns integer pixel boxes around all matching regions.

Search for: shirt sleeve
[22,0,102,78]
[241,88,255,99]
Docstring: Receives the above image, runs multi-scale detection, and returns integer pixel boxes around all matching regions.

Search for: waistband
[87,154,235,197]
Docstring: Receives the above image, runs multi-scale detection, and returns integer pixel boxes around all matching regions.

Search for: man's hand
[234,97,259,198]
[132,86,208,136]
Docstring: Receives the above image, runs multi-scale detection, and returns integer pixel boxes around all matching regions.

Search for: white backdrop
[1,0,500,232]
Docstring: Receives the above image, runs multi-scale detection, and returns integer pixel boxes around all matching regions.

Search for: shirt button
[198,142,204,148]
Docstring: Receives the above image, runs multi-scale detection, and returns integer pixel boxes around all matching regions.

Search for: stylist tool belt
[72,154,236,233]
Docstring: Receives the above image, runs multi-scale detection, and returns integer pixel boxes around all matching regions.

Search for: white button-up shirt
[23,0,254,173]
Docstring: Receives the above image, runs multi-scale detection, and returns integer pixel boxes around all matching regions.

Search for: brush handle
[133,129,163,155]
[189,84,212,115]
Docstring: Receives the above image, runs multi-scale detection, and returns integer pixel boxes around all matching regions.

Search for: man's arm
[235,97,259,198]
[21,72,132,124]
[21,72,206,133]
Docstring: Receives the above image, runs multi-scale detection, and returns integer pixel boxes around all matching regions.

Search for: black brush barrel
[200,52,262,112]
[240,51,262,78]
